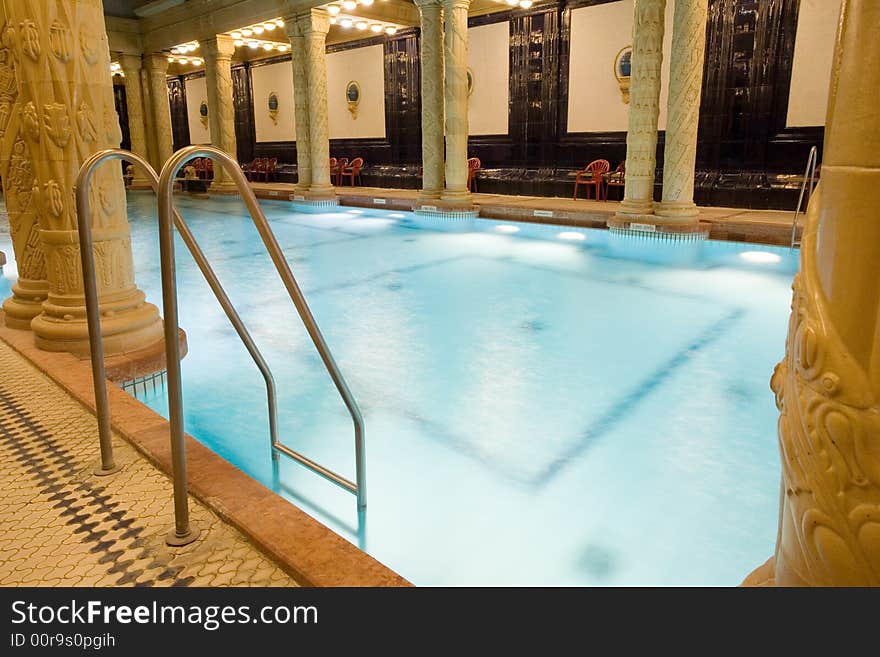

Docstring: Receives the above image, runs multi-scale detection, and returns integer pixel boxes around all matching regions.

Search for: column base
[128,177,154,191]
[655,200,700,223]
[306,184,336,201]
[417,189,442,205]
[616,197,656,218]
[32,293,164,359]
[607,216,709,241]
[438,189,474,211]
[2,279,50,331]
[208,180,241,195]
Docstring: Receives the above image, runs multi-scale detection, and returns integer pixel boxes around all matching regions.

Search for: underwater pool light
[495,225,520,234]
[739,251,781,264]
[388,213,406,219]
[557,231,585,241]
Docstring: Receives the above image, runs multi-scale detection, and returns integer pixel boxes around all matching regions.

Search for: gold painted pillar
[299,10,334,199]
[617,0,666,218]
[656,0,708,222]
[285,17,311,194]
[202,35,238,193]
[744,0,880,587]
[0,12,48,329]
[139,62,158,169]
[145,53,173,169]
[3,0,162,356]
[117,53,151,189]
[415,0,445,202]
[440,0,471,208]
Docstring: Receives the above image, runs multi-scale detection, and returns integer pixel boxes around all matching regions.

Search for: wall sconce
[614,45,632,104]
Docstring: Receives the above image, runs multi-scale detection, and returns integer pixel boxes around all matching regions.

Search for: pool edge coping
[0,319,412,588]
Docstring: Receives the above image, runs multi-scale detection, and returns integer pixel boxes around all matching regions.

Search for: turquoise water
[0,195,799,585]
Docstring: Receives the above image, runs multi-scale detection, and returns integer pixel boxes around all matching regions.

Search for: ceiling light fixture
[342,0,357,9]
[178,58,187,64]
[356,21,368,30]
[340,17,353,28]
[171,47,180,54]
[385,26,398,35]
[370,23,382,32]
[253,25,264,34]
[519,0,533,7]
[242,28,253,36]
[275,18,284,28]
[248,40,259,48]
[234,39,244,46]
[329,16,337,24]
[192,58,203,65]
[361,0,375,5]
[263,22,275,30]
[262,43,273,51]
[327,4,341,15]
[230,31,242,39]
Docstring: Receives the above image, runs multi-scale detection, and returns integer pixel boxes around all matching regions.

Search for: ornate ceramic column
[139,63,158,169]
[617,0,666,218]
[145,53,173,169]
[285,17,311,194]
[3,0,163,356]
[743,0,880,587]
[299,10,334,199]
[440,0,471,208]
[656,0,707,222]
[415,0,445,202]
[117,53,151,189]
[202,35,238,193]
[0,13,48,329]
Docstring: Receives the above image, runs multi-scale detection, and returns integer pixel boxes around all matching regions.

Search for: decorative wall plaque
[199,99,208,128]
[346,81,360,119]
[614,46,632,104]
[268,91,279,125]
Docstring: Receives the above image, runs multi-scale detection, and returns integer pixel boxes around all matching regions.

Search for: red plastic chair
[467,157,481,192]
[573,159,610,200]
[604,160,626,201]
[329,157,338,182]
[334,157,349,185]
[205,158,214,180]
[265,157,278,182]
[338,157,363,186]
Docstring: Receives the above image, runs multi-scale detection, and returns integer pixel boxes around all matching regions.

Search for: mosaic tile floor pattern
[0,341,297,587]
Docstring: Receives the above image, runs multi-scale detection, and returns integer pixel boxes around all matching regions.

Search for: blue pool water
[0,195,799,585]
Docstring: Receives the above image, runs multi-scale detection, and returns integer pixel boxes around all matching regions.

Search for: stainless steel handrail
[790,145,818,249]
[76,149,201,545]
[159,145,366,510]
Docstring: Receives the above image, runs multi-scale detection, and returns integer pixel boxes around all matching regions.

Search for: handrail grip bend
[158,145,366,510]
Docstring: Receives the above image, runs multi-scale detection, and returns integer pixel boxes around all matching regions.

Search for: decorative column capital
[282,15,300,40]
[117,53,143,74]
[297,9,331,37]
[414,0,443,9]
[440,0,470,10]
[201,34,236,60]
[144,53,169,74]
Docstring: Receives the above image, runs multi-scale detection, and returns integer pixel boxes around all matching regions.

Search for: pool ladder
[75,147,366,546]
[790,145,818,250]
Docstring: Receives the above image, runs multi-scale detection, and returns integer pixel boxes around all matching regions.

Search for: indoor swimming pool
[0,195,800,585]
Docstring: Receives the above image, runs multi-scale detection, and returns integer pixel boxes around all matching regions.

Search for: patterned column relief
[440,0,471,206]
[299,10,333,198]
[657,0,708,221]
[0,13,48,329]
[139,63,158,168]
[145,53,173,170]
[202,35,238,192]
[2,0,162,356]
[744,0,880,588]
[118,54,151,188]
[285,18,311,194]
[618,0,666,217]
[415,0,445,201]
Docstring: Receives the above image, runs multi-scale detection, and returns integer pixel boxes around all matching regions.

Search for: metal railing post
[75,150,199,546]
[791,146,818,249]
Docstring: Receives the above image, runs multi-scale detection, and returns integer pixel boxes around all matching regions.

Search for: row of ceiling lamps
[170,41,199,55]
[168,54,203,65]
[330,14,399,34]
[496,0,534,7]
[229,18,285,39]
[326,0,376,12]
[232,38,290,52]
[110,61,124,76]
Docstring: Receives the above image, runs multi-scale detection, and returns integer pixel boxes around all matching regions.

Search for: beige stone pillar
[743,0,880,588]
[145,53,173,168]
[117,53,151,188]
[656,0,708,222]
[299,10,334,199]
[440,0,471,207]
[0,15,48,329]
[415,0,445,202]
[618,0,666,218]
[202,35,238,193]
[3,0,162,356]
[139,63,158,169]
[285,18,311,194]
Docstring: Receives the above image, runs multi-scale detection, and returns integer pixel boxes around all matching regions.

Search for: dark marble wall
[162,0,818,208]
[167,76,190,152]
